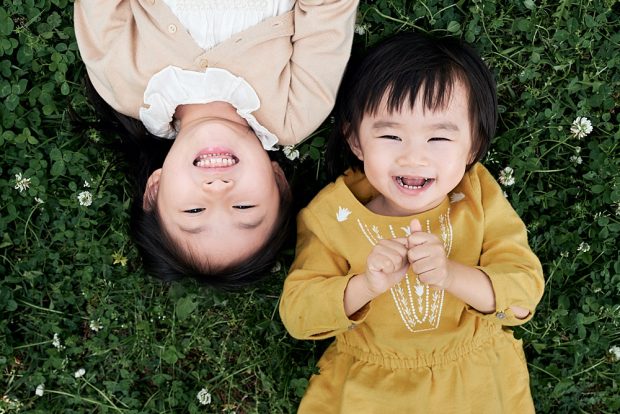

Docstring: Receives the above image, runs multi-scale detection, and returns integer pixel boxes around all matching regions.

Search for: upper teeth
[195,153,237,167]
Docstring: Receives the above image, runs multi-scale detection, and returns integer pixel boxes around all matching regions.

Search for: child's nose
[398,147,429,167]
[202,179,233,192]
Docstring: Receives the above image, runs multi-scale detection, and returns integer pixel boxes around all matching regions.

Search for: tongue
[401,177,426,186]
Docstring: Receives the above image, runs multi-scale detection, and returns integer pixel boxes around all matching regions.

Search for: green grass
[1,1,619,412]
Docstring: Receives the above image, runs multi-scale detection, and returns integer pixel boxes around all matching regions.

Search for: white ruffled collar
[139,66,278,150]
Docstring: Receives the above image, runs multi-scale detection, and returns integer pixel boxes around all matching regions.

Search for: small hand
[364,238,409,296]
[407,219,453,290]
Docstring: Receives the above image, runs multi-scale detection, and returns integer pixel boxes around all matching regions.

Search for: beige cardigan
[74,0,358,145]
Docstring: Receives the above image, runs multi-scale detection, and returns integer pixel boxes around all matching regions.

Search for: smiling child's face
[146,118,284,269]
[349,81,473,216]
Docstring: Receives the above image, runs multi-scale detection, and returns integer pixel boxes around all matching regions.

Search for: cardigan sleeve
[471,165,545,326]
[74,0,202,119]
[276,0,358,145]
[279,207,370,340]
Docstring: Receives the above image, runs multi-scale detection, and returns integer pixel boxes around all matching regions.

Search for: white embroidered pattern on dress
[336,206,352,222]
[357,209,453,333]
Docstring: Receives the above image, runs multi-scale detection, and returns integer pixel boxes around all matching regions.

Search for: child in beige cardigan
[74,0,358,288]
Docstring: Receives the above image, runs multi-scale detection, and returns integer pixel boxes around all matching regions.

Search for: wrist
[442,260,457,291]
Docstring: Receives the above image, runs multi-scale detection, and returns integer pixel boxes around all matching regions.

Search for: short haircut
[327,31,497,179]
[83,77,293,289]
[131,180,292,290]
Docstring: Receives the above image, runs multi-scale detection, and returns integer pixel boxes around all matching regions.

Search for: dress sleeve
[279,207,370,340]
[471,166,545,326]
[277,0,358,145]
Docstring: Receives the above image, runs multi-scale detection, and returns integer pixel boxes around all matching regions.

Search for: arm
[406,165,544,326]
[74,0,202,118]
[469,165,545,325]
[279,208,370,340]
[407,219,528,317]
[278,0,359,144]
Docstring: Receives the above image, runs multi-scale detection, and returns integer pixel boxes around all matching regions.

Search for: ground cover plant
[1,0,619,413]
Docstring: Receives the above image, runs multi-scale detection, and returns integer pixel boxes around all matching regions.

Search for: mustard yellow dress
[279,163,545,414]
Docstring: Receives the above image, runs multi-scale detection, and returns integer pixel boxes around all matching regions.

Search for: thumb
[409,219,423,233]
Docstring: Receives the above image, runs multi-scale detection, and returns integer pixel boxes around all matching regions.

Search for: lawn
[1,1,619,413]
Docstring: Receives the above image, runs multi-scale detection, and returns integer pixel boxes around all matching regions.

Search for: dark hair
[327,31,497,179]
[84,78,293,290]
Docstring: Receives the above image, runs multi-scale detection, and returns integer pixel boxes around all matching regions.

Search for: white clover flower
[354,24,367,35]
[1,395,23,410]
[570,116,593,139]
[282,145,300,161]
[52,333,65,350]
[197,388,212,405]
[498,167,515,186]
[84,180,90,188]
[14,172,31,193]
[271,262,282,273]
[34,197,44,204]
[609,345,620,361]
[577,242,590,253]
[615,203,620,216]
[560,251,569,258]
[35,383,45,397]
[570,155,582,165]
[77,191,93,207]
[74,368,86,378]
[89,319,103,332]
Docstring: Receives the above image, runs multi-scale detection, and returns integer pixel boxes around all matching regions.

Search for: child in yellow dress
[279,32,545,413]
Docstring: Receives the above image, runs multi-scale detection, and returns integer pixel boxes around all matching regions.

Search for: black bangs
[326,32,497,181]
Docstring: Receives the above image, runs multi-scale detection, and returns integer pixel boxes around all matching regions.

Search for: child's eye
[183,208,205,214]
[379,135,402,141]
[233,205,256,210]
[429,137,450,142]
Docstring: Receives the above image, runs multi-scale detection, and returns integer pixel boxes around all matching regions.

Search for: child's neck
[174,102,249,130]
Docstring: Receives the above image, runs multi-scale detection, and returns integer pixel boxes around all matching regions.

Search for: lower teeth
[398,177,427,189]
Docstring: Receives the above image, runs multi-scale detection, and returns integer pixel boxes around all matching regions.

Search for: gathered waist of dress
[335,323,504,369]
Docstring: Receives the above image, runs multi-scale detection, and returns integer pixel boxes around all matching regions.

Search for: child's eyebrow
[179,217,264,234]
[430,122,460,131]
[372,121,402,129]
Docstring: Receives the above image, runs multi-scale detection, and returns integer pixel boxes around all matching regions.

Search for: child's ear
[347,134,364,161]
[271,161,292,201]
[143,169,162,212]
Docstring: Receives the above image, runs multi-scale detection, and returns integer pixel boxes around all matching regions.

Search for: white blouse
[140,0,295,148]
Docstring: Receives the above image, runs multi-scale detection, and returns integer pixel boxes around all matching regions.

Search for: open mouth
[395,176,434,190]
[193,153,239,168]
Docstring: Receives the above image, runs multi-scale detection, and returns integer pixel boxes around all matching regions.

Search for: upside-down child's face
[146,118,285,269]
[349,81,473,216]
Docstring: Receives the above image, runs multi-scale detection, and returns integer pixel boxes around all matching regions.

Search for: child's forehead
[369,80,471,116]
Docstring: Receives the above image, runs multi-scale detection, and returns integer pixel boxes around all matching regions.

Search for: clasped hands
[364,219,453,297]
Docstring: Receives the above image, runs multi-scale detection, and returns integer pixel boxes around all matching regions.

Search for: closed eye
[183,208,205,214]
[233,205,256,210]
[429,137,451,142]
[379,135,402,141]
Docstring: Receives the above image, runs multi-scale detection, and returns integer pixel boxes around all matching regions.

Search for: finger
[408,246,429,264]
[408,242,445,263]
[390,237,409,247]
[377,238,409,255]
[408,231,441,248]
[409,218,423,233]
[368,253,398,274]
[410,257,436,276]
